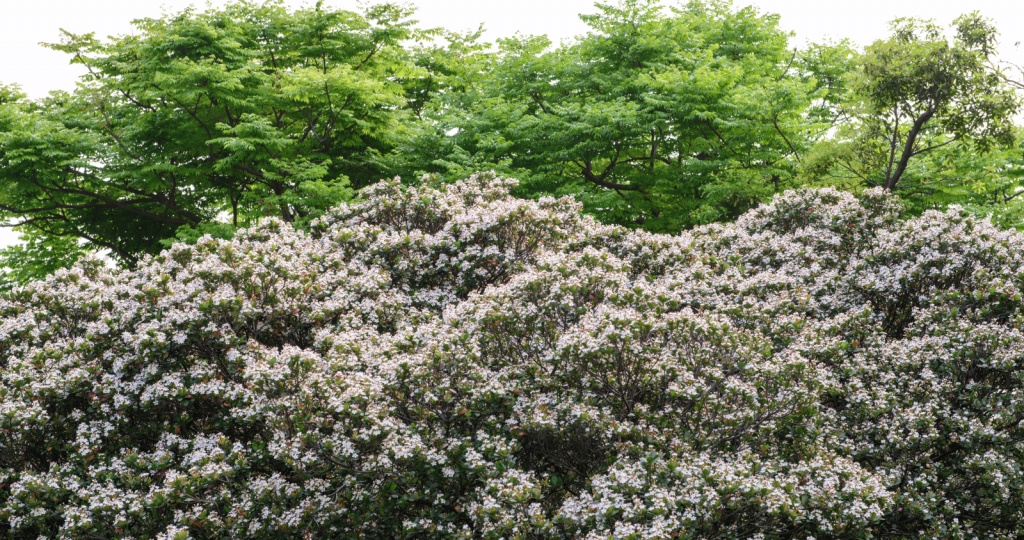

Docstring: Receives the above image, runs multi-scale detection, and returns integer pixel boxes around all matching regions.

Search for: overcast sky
[2,0,1023,249]
[3,0,1020,100]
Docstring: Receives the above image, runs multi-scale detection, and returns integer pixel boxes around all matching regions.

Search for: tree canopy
[396,0,825,231]
[0,0,434,274]
[802,13,1022,208]
[0,0,1022,287]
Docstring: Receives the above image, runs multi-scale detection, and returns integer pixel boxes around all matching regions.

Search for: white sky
[2,0,1023,250]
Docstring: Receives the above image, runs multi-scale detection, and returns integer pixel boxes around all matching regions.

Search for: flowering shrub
[3,174,1024,539]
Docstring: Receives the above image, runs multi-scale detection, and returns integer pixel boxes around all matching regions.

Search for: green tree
[0,0,437,284]
[395,0,826,232]
[802,13,1021,203]
[378,26,498,180]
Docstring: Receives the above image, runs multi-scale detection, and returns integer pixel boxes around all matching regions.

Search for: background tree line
[1,0,1021,287]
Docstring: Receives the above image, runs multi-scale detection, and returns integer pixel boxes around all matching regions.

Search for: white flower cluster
[2,174,1024,539]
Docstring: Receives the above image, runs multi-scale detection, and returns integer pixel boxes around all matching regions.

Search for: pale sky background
[1,0,1023,250]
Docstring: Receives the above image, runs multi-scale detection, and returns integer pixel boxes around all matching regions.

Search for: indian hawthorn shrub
[2,174,1024,539]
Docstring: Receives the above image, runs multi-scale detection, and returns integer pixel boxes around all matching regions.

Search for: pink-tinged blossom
[1,175,1023,538]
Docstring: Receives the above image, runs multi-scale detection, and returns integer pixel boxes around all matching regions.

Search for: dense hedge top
[3,174,1024,539]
